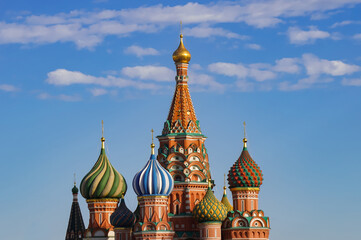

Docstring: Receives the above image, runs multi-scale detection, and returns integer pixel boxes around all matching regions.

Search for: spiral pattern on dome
[192,186,227,223]
[228,145,263,188]
[132,153,173,196]
[80,148,127,199]
[110,198,136,228]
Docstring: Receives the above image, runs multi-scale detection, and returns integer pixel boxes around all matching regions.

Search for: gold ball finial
[172,32,191,64]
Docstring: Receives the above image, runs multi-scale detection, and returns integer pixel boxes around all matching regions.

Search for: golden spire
[101,120,105,149]
[151,129,155,155]
[74,173,76,186]
[243,121,247,148]
[172,24,191,64]
[223,174,227,194]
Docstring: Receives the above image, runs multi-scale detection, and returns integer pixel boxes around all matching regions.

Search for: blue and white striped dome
[132,150,174,197]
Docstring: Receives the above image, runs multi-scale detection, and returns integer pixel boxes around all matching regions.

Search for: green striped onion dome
[192,185,227,223]
[221,187,233,212]
[80,138,127,199]
[228,138,263,188]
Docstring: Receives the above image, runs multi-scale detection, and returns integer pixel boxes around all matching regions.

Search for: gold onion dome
[80,136,127,199]
[172,34,191,64]
[192,182,228,223]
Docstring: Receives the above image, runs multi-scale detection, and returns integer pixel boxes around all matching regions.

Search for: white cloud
[46,69,158,90]
[0,84,19,92]
[273,58,301,73]
[353,33,361,40]
[89,88,108,96]
[245,43,261,50]
[1,1,360,48]
[302,53,360,76]
[121,66,173,82]
[188,71,226,93]
[287,26,330,44]
[37,93,82,101]
[341,78,361,86]
[208,62,248,78]
[208,62,276,82]
[124,45,159,58]
[184,26,248,40]
[331,20,361,28]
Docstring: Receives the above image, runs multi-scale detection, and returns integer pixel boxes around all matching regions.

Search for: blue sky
[1,1,361,239]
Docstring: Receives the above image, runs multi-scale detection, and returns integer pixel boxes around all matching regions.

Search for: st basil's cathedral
[65,34,271,240]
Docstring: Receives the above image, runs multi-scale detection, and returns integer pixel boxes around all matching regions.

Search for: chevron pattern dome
[192,184,228,223]
[110,198,136,228]
[228,140,263,188]
[132,151,174,197]
[80,138,127,199]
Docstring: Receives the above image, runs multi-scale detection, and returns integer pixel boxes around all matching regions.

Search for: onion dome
[228,137,263,188]
[192,182,228,223]
[172,34,191,64]
[132,138,174,196]
[80,136,127,199]
[72,185,79,194]
[110,198,136,228]
[221,186,233,212]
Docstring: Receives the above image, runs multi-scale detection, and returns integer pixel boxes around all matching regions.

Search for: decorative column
[132,135,175,240]
[223,124,270,240]
[192,181,227,240]
[157,34,210,236]
[80,123,127,240]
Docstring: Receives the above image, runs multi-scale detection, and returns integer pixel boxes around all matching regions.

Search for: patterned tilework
[80,148,127,199]
[192,187,227,223]
[110,198,136,228]
[228,147,263,188]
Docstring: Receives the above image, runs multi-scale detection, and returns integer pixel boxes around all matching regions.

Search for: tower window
[241,200,244,211]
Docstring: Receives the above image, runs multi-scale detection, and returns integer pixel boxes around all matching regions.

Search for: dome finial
[243,121,247,148]
[101,120,105,149]
[223,174,227,194]
[172,30,191,64]
[151,129,155,155]
[74,173,76,186]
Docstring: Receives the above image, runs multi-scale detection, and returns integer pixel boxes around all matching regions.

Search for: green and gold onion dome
[172,34,191,64]
[221,186,233,212]
[192,181,227,223]
[80,136,127,199]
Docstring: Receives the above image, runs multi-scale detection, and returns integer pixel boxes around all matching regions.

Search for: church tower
[222,124,270,240]
[157,34,210,239]
[132,132,175,240]
[80,123,127,239]
[66,182,86,240]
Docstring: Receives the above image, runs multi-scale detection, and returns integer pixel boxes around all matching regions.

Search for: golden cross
[151,129,154,144]
[102,120,104,138]
[224,173,226,186]
[180,20,183,35]
[243,121,246,138]
[74,173,76,186]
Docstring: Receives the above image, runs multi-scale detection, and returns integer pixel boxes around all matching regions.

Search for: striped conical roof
[80,137,127,199]
[221,187,233,212]
[228,138,263,188]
